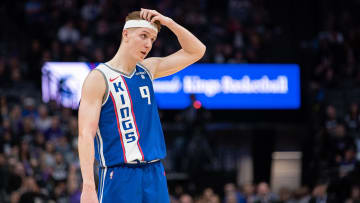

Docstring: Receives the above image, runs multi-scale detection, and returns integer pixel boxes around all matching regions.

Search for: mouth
[141,51,146,56]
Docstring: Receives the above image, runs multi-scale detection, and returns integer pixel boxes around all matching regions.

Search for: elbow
[200,44,206,57]
[196,44,206,60]
[79,127,97,139]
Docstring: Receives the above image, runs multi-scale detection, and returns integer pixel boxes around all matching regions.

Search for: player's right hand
[140,8,172,27]
[81,184,99,203]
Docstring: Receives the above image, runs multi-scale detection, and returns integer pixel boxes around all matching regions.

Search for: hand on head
[140,8,172,26]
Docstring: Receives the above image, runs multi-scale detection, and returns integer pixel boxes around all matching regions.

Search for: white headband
[123,20,158,33]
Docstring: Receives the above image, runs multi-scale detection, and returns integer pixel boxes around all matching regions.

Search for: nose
[144,39,152,49]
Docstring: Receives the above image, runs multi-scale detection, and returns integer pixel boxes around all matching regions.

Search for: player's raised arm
[141,8,206,79]
[78,70,105,203]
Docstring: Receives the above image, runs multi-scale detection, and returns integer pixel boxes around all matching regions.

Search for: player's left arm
[141,8,206,79]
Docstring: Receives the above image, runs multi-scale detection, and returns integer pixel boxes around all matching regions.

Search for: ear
[122,29,129,43]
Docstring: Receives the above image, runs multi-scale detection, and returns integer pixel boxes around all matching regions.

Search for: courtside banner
[42,63,300,109]
[153,64,300,109]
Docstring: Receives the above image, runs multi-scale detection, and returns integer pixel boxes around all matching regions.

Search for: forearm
[165,19,206,56]
[78,131,96,188]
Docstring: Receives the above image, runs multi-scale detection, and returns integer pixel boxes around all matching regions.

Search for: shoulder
[81,69,106,99]
[84,69,105,86]
[141,57,162,75]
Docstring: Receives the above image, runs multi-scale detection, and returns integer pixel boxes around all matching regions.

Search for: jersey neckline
[102,63,136,78]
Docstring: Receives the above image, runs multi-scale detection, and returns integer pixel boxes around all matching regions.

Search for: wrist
[163,17,175,27]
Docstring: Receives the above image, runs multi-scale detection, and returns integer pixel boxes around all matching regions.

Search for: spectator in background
[42,142,56,169]
[324,105,341,136]
[345,185,360,203]
[196,187,220,203]
[35,104,51,133]
[1,130,14,156]
[328,124,356,165]
[8,162,26,198]
[293,186,311,203]
[45,116,63,141]
[9,105,23,136]
[52,181,67,203]
[242,183,257,203]
[81,0,100,22]
[51,152,68,184]
[21,116,35,142]
[338,148,359,178]
[67,165,81,203]
[18,176,48,203]
[185,125,213,175]
[179,193,193,203]
[309,183,338,203]
[22,97,37,118]
[278,187,295,203]
[253,182,279,203]
[345,103,360,137]
[33,132,45,150]
[223,183,246,203]
[57,20,80,44]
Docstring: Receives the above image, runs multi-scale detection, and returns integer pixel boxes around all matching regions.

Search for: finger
[151,16,160,23]
[141,8,146,19]
[140,8,144,19]
[148,10,158,21]
[145,10,155,21]
[143,10,150,21]
[148,12,155,21]
[142,9,149,20]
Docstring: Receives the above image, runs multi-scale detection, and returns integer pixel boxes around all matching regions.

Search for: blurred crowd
[170,182,360,203]
[1,0,360,202]
[302,1,360,202]
[0,0,275,89]
[0,97,81,203]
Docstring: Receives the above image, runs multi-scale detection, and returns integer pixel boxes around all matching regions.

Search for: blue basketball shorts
[97,161,170,203]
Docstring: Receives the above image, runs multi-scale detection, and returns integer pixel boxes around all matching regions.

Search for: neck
[107,44,138,75]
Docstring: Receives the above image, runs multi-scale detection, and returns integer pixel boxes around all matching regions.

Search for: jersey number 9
[139,86,151,105]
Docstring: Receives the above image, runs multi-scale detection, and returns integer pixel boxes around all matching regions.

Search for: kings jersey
[93,63,166,167]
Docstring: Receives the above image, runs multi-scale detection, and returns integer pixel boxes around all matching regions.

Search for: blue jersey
[93,63,166,167]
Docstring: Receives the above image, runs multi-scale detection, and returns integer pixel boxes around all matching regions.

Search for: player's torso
[94,63,166,167]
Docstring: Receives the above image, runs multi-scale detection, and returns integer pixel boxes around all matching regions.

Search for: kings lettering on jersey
[109,75,144,162]
[112,80,136,144]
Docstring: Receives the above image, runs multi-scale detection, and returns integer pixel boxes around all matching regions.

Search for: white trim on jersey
[97,129,106,167]
[98,168,104,200]
[109,76,143,162]
[103,63,136,79]
[99,168,107,203]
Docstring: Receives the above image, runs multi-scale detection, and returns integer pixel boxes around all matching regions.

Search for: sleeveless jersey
[93,63,166,167]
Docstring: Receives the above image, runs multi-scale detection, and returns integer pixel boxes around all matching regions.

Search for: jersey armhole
[93,69,109,106]
[137,62,154,81]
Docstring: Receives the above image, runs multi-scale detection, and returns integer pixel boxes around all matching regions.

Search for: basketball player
[78,8,206,203]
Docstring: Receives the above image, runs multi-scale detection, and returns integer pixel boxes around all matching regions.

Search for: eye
[141,34,146,39]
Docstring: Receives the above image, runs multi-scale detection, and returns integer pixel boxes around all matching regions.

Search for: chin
[131,54,142,62]
[139,55,147,61]
[138,56,145,61]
